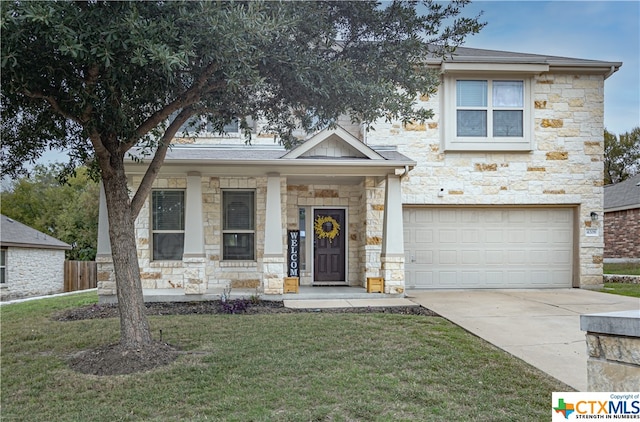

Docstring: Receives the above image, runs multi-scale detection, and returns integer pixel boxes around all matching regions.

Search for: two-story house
[96,46,621,301]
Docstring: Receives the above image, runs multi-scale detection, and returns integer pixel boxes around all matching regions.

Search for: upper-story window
[172,114,241,137]
[152,190,185,261]
[443,75,533,151]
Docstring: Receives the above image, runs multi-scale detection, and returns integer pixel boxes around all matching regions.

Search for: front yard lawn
[600,282,640,298]
[603,262,640,275]
[1,292,571,421]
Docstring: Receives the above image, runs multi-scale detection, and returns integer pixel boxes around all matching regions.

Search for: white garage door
[403,207,574,289]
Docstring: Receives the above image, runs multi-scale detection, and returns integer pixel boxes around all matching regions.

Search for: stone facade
[365,73,606,288]
[0,247,65,301]
[604,208,640,260]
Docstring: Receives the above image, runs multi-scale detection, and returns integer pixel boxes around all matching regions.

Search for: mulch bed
[55,299,438,321]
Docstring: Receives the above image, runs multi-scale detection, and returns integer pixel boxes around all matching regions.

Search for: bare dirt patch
[58,300,437,376]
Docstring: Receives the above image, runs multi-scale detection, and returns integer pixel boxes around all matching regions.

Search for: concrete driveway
[406,289,640,392]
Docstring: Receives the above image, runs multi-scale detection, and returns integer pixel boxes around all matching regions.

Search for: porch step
[284,298,417,309]
[101,286,408,304]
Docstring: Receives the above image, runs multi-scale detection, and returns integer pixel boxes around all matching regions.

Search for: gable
[282,126,385,160]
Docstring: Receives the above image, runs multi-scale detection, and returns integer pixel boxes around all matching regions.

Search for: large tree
[1,1,483,350]
[604,127,640,185]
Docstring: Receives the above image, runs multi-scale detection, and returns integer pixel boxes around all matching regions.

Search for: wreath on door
[314,215,341,242]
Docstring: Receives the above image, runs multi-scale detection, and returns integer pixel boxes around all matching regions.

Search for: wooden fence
[64,261,97,292]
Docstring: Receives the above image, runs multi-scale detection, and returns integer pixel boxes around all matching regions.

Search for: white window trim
[150,189,186,261]
[442,73,534,152]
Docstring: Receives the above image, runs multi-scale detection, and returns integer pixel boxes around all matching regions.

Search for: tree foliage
[1,0,483,350]
[604,127,640,185]
[1,165,99,260]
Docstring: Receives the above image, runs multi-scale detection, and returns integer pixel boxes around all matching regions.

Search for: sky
[27,0,640,167]
[457,0,640,136]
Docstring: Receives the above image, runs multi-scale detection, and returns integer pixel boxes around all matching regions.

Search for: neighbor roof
[604,174,640,212]
[0,214,71,250]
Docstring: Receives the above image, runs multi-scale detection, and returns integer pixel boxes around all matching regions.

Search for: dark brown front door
[313,208,346,283]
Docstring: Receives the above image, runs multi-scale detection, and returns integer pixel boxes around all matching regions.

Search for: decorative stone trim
[604,274,640,284]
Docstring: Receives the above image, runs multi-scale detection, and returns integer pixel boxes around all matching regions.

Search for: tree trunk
[102,159,153,349]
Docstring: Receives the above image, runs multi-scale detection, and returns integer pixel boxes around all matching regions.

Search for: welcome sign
[288,230,300,277]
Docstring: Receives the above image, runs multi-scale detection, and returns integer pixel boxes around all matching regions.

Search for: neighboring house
[0,214,71,301]
[96,46,621,301]
[603,174,640,261]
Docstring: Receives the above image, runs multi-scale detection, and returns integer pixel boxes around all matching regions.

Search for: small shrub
[220,298,251,314]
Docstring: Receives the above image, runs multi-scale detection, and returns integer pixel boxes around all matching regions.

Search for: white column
[96,182,116,297]
[264,174,283,257]
[183,172,205,258]
[381,175,404,256]
[263,174,285,294]
[96,182,111,257]
[381,174,406,294]
[183,172,206,295]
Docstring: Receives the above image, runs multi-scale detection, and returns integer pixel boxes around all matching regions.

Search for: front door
[313,208,346,283]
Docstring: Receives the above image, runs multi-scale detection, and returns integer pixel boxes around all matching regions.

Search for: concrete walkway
[406,289,640,392]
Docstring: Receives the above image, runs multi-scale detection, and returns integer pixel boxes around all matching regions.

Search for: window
[174,114,240,136]
[444,76,532,151]
[223,191,255,260]
[152,190,185,260]
[1,248,6,284]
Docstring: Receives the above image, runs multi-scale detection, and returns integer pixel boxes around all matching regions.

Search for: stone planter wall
[580,311,640,391]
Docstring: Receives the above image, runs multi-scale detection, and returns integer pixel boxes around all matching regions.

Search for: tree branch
[23,90,82,125]
[129,108,195,217]
[129,62,222,146]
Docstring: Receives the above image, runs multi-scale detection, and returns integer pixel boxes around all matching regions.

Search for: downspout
[395,165,411,180]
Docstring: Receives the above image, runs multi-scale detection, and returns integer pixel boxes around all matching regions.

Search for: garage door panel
[486,230,504,243]
[439,250,457,264]
[404,207,573,289]
[485,250,503,264]
[461,250,480,264]
[531,230,549,243]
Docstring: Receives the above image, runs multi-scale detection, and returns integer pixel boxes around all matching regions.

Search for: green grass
[1,292,571,421]
[600,282,640,298]
[603,262,640,275]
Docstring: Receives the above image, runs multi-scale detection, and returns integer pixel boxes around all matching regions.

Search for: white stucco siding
[366,73,605,288]
[1,247,65,300]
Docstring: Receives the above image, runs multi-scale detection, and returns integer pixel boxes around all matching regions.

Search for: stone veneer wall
[604,208,640,260]
[0,247,65,301]
[365,73,606,288]
[286,182,367,286]
[127,175,287,294]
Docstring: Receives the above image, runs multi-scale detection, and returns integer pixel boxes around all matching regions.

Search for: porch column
[183,172,206,294]
[263,174,286,294]
[381,174,406,294]
[96,182,116,296]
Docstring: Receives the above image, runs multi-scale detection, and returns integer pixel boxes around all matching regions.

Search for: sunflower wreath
[314,215,341,242]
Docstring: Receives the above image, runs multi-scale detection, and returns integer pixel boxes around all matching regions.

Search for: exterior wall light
[590,211,599,221]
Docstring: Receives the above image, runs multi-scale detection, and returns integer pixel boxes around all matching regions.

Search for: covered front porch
[96,126,416,301]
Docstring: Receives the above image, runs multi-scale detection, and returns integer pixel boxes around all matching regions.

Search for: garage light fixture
[590,211,599,221]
